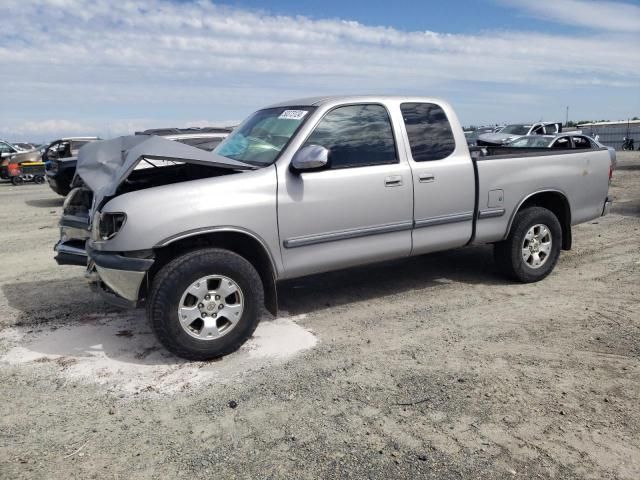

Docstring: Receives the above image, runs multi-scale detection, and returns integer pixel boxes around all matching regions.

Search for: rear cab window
[400,103,455,161]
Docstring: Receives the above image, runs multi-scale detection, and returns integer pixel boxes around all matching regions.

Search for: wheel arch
[147,227,279,316]
[505,190,572,250]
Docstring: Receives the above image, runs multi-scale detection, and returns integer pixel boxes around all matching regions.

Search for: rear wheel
[11,176,23,186]
[147,248,264,360]
[495,206,562,283]
[34,175,45,184]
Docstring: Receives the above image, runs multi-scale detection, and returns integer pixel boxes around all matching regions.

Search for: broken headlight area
[96,212,127,240]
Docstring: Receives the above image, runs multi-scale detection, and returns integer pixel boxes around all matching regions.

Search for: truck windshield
[215,107,315,166]
[501,125,531,135]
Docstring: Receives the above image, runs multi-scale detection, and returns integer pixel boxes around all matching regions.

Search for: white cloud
[0,118,240,140]
[2,120,98,139]
[502,0,640,32]
[1,0,639,140]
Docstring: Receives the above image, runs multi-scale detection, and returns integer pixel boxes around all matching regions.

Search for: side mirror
[290,144,329,173]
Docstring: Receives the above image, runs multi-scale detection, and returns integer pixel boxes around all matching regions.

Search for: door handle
[384,175,403,187]
[419,173,435,183]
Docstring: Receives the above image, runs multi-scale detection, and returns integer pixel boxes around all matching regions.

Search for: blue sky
[223,0,592,34]
[1,0,639,141]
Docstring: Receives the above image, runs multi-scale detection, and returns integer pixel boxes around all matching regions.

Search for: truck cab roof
[266,95,451,108]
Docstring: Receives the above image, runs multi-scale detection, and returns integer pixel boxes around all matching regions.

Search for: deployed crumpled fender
[76,135,252,208]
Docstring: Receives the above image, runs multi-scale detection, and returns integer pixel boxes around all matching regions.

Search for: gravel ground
[1,152,639,479]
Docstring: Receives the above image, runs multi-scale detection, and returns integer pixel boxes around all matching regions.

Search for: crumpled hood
[76,135,252,207]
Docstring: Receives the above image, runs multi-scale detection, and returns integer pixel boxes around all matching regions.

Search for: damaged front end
[54,135,253,307]
[55,185,93,266]
[85,246,154,308]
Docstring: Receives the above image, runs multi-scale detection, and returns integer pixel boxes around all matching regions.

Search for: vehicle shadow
[278,245,505,315]
[2,246,505,366]
[615,164,640,171]
[2,277,184,366]
[611,200,640,218]
[25,197,64,208]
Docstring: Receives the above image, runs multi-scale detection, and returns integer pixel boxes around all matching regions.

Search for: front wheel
[11,176,24,185]
[147,248,264,360]
[494,206,562,283]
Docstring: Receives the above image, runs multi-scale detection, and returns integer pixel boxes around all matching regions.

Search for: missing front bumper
[95,265,146,302]
[86,248,154,306]
[54,241,88,266]
[86,265,138,308]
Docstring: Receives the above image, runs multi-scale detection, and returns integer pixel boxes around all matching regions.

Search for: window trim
[293,102,400,171]
[400,101,456,163]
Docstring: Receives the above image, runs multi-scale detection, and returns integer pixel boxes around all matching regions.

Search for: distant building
[578,120,640,150]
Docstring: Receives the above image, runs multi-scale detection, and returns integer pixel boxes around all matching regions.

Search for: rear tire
[11,176,23,185]
[495,206,562,283]
[34,175,45,184]
[147,248,264,360]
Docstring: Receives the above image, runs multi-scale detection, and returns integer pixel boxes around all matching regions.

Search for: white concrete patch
[0,312,317,397]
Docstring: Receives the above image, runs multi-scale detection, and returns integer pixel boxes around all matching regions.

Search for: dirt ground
[1,152,639,480]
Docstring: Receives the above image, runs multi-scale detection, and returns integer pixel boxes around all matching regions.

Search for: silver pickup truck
[55,96,613,360]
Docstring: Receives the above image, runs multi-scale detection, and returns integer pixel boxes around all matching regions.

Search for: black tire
[11,176,23,185]
[494,206,562,283]
[147,248,264,360]
[34,175,45,184]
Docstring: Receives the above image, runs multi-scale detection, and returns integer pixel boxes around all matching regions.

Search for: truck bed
[471,147,611,245]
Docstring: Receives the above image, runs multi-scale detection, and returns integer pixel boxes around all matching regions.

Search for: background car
[44,137,102,196]
[504,133,617,168]
[477,122,562,146]
[0,140,26,159]
[506,135,570,149]
[13,142,38,151]
[0,142,42,179]
[135,127,233,151]
[464,127,499,146]
[507,133,600,149]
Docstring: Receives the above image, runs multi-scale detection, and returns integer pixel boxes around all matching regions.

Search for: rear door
[277,103,413,278]
[399,102,476,255]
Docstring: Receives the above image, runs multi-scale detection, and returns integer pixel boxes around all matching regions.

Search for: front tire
[147,248,264,360]
[495,206,562,283]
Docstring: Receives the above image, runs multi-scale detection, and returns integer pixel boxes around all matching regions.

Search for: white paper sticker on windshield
[279,110,308,120]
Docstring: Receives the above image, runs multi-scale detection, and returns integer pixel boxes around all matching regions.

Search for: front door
[277,103,413,279]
